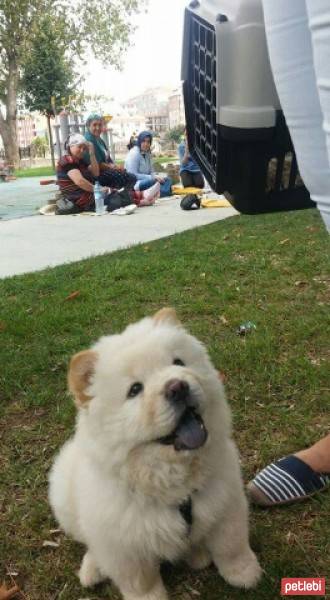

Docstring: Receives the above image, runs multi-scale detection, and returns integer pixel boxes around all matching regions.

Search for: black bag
[106,189,134,212]
[180,194,201,210]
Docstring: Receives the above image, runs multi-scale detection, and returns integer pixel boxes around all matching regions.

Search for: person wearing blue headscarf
[125,131,172,197]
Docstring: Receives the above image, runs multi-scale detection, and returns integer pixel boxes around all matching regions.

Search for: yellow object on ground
[201,197,231,208]
[171,185,203,196]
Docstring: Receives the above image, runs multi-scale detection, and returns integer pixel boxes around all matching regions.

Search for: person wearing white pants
[262,0,330,233]
[247,0,330,508]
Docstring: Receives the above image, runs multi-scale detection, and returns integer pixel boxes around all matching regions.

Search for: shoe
[111,204,137,216]
[247,455,330,507]
[140,181,160,205]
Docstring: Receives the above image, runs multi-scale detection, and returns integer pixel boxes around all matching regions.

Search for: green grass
[14,156,176,179]
[14,166,55,178]
[0,208,329,599]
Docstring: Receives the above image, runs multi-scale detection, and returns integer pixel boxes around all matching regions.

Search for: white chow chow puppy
[49,308,261,600]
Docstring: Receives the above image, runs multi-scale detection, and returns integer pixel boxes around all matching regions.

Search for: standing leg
[305,0,330,231]
[262,0,330,230]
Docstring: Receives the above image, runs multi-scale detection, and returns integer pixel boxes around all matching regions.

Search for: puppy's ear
[68,350,97,407]
[153,307,181,326]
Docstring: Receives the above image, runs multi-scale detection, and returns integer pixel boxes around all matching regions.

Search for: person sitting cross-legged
[84,113,136,191]
[125,130,172,204]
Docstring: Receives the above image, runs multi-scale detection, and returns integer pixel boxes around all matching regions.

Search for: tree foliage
[21,16,76,117]
[0,0,147,163]
[165,125,185,144]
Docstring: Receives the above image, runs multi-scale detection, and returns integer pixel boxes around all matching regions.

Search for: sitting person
[127,131,137,151]
[125,130,172,199]
[84,113,136,190]
[178,130,204,189]
[0,158,16,182]
[56,133,126,213]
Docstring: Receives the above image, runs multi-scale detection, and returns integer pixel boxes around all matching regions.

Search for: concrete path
[0,196,237,279]
[0,177,54,220]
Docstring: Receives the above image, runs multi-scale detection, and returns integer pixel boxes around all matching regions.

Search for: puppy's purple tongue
[174,409,208,451]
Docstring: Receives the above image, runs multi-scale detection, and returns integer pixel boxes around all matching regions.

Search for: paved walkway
[0,196,237,279]
[0,177,54,220]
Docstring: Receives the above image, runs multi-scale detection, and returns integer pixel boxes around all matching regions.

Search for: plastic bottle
[94,180,105,214]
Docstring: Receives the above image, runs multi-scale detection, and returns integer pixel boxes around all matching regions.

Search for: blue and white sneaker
[247,455,330,507]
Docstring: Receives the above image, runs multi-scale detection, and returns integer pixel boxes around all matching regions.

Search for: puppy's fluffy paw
[218,550,262,589]
[79,552,104,588]
[123,579,169,600]
[187,546,212,570]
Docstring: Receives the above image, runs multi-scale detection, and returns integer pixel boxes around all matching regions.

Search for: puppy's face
[69,309,226,470]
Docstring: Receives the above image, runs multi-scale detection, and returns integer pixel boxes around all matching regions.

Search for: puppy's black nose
[165,379,190,403]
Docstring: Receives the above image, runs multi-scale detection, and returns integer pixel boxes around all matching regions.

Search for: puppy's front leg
[115,561,169,600]
[206,496,262,589]
[79,550,105,587]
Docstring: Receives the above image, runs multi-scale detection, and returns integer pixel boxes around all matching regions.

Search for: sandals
[247,455,330,507]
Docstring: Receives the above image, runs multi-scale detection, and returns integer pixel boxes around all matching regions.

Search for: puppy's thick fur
[49,309,261,600]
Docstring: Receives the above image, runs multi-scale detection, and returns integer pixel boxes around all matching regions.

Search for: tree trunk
[47,114,55,170]
[0,117,20,167]
[0,59,20,168]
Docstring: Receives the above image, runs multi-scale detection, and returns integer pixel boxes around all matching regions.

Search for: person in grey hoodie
[125,131,172,197]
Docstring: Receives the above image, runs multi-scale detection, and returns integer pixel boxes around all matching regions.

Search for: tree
[165,125,185,144]
[31,135,48,158]
[21,16,77,169]
[0,0,147,166]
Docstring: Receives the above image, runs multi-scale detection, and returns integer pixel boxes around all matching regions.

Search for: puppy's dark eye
[127,382,144,398]
[173,358,185,366]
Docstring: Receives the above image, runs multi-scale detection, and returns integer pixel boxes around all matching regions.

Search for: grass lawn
[0,208,329,600]
[14,166,56,178]
[13,156,176,180]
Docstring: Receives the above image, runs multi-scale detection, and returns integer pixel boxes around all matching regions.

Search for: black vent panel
[188,15,217,185]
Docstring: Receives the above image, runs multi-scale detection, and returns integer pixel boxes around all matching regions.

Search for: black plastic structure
[183,10,315,214]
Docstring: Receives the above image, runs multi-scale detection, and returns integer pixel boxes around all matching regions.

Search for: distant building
[145,114,169,135]
[168,86,185,129]
[16,114,37,147]
[16,113,48,147]
[122,87,172,118]
[110,113,147,142]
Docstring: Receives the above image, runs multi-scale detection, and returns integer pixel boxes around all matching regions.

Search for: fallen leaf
[65,291,80,301]
[42,540,60,548]
[0,321,6,332]
[0,583,20,600]
[279,238,290,245]
[220,315,228,325]
[49,528,61,535]
[285,531,295,545]
[294,280,308,287]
